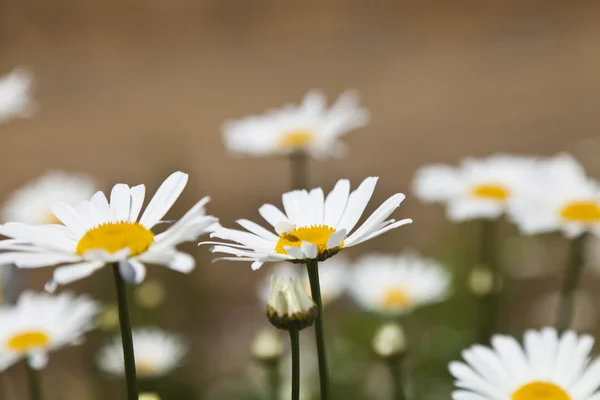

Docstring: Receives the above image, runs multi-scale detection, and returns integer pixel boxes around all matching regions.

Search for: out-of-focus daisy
[450,327,600,400]
[258,257,348,306]
[222,90,370,158]
[0,67,34,124]
[413,154,537,221]
[349,253,450,315]
[0,172,218,290]
[97,328,187,377]
[2,171,97,224]
[206,177,412,270]
[0,291,100,371]
[509,154,600,238]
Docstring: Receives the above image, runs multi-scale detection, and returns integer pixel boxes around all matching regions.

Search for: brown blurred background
[1,1,600,399]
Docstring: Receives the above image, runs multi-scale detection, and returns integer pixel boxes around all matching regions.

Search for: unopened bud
[373,323,406,359]
[139,393,160,400]
[251,328,284,363]
[266,276,317,331]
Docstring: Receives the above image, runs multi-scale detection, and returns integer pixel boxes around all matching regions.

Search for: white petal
[50,202,90,236]
[251,260,264,270]
[139,172,188,229]
[0,252,80,268]
[571,358,600,398]
[345,193,405,244]
[53,261,104,286]
[283,246,305,259]
[259,204,289,228]
[236,219,279,241]
[327,229,346,248]
[309,188,325,225]
[90,191,111,221]
[323,179,350,227]
[139,250,195,273]
[275,221,295,235]
[345,218,412,247]
[336,177,378,233]
[110,184,131,222]
[28,351,49,370]
[282,191,305,225]
[118,259,146,284]
[129,184,146,222]
[301,242,317,259]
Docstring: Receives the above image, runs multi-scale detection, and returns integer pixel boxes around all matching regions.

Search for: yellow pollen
[7,331,50,352]
[76,222,154,257]
[560,201,600,223]
[382,288,412,310]
[275,225,340,256]
[471,184,510,200]
[512,382,570,400]
[279,130,314,150]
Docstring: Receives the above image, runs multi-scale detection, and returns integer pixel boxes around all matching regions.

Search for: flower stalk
[289,329,300,400]
[25,362,42,400]
[476,219,502,343]
[556,234,586,331]
[290,151,308,190]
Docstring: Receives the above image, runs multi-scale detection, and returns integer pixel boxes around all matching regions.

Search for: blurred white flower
[207,177,412,270]
[450,327,600,400]
[222,90,369,158]
[413,154,537,221]
[0,68,34,124]
[530,290,597,331]
[2,171,97,224]
[267,276,316,331]
[0,172,218,291]
[509,153,600,238]
[97,328,187,377]
[372,323,406,359]
[258,257,348,306]
[349,253,450,315]
[0,291,100,371]
[250,328,284,363]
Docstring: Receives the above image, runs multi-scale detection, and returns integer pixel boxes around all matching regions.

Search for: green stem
[289,329,300,400]
[477,219,501,344]
[111,263,138,400]
[25,361,41,400]
[387,359,407,400]
[290,151,308,190]
[267,361,280,400]
[556,234,586,331]
[306,260,330,400]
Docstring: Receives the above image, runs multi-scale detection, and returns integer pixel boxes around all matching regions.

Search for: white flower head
[222,90,370,158]
[266,276,317,331]
[0,171,218,290]
[413,154,538,221]
[0,67,35,124]
[372,323,406,359]
[450,327,600,400]
[349,253,450,315]
[207,177,412,270]
[509,153,600,238]
[258,257,349,306]
[97,327,187,378]
[0,291,100,372]
[2,171,97,224]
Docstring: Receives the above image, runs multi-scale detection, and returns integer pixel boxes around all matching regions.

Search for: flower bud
[266,276,317,331]
[139,393,160,400]
[251,328,284,364]
[373,323,406,360]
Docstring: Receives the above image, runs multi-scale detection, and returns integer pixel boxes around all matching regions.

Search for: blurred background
[1,1,600,399]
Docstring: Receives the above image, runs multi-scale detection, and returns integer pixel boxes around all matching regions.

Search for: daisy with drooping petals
[349,253,450,315]
[450,327,600,400]
[222,90,370,158]
[258,257,349,306]
[206,177,412,270]
[0,67,34,124]
[0,291,100,371]
[0,171,218,291]
[413,154,538,222]
[97,328,187,377]
[2,171,97,224]
[509,154,600,238]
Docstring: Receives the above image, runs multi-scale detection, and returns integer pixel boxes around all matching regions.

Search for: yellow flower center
[275,225,340,256]
[7,330,50,352]
[76,222,154,257]
[382,288,413,310]
[471,184,510,200]
[512,382,570,400]
[136,360,157,374]
[279,130,314,150]
[559,201,600,223]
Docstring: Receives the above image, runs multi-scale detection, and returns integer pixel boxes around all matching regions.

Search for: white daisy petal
[50,202,91,236]
[52,261,104,286]
[283,246,305,260]
[110,184,131,222]
[337,176,378,233]
[259,204,290,228]
[28,351,49,370]
[129,184,146,222]
[323,179,350,227]
[327,229,346,248]
[139,172,188,229]
[90,191,110,220]
[237,219,279,241]
[301,242,318,259]
[118,259,146,284]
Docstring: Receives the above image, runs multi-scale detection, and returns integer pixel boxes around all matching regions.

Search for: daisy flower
[449,327,600,400]
[0,67,35,124]
[258,257,349,306]
[207,177,412,270]
[0,291,100,371]
[349,253,450,315]
[97,328,187,377]
[0,171,218,291]
[222,90,370,158]
[509,154,600,238]
[2,171,97,224]
[413,154,538,221]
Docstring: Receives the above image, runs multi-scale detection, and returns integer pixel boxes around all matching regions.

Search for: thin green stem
[556,234,586,331]
[111,263,138,400]
[477,219,502,344]
[290,151,308,190]
[25,361,41,400]
[306,259,330,400]
[387,359,407,400]
[266,361,280,400]
[289,329,300,400]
